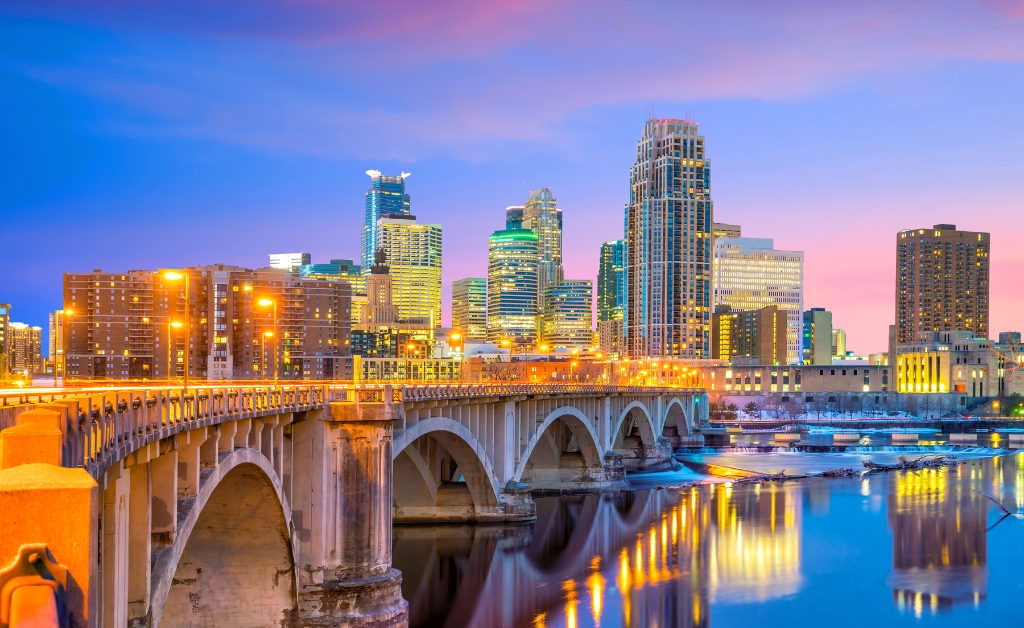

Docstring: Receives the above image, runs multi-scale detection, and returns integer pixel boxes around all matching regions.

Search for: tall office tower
[0,303,10,376]
[8,322,43,374]
[831,328,847,358]
[268,253,311,272]
[522,188,564,312]
[597,240,626,355]
[896,224,990,344]
[376,215,442,328]
[452,278,487,340]
[541,280,593,349]
[711,305,787,365]
[713,237,804,364]
[713,223,741,239]
[362,170,411,274]
[626,118,713,358]
[802,308,833,365]
[359,249,400,330]
[49,310,67,375]
[505,206,524,230]
[64,267,352,381]
[487,229,539,348]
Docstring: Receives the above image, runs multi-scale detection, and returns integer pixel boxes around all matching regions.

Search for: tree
[743,401,761,419]
[1006,392,1024,418]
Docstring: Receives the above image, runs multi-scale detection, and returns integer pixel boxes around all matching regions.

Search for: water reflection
[394,454,1024,627]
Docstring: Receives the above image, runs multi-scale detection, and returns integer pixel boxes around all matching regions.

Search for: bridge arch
[152,448,296,628]
[612,400,658,450]
[514,406,604,483]
[664,397,693,436]
[392,417,502,521]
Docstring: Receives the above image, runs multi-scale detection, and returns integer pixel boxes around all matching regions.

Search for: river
[393,449,1023,627]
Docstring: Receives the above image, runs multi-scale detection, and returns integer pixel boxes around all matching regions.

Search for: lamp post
[164,271,191,391]
[167,320,183,381]
[257,298,278,383]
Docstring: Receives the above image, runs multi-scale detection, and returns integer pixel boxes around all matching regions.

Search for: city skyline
[3,2,1024,353]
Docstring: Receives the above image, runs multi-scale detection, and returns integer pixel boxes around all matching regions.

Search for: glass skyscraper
[625,118,713,358]
[376,215,442,328]
[452,278,487,340]
[541,280,593,349]
[487,229,539,348]
[362,170,411,275]
[522,188,564,314]
[597,240,626,322]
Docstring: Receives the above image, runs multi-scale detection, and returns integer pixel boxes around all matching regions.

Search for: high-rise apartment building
[49,310,67,376]
[487,229,539,348]
[0,303,10,377]
[713,223,741,239]
[301,259,365,326]
[713,237,804,364]
[375,215,442,328]
[597,240,626,357]
[711,305,787,365]
[541,280,593,349]
[896,225,990,344]
[268,253,311,272]
[452,278,487,340]
[802,308,832,365]
[64,267,352,381]
[8,322,43,375]
[626,117,713,358]
[362,170,411,274]
[522,188,564,313]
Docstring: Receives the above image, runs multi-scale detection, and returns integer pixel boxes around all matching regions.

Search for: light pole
[167,320,183,381]
[258,298,278,383]
[164,271,191,391]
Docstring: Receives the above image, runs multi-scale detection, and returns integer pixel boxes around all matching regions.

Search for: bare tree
[487,360,526,382]
[743,401,762,419]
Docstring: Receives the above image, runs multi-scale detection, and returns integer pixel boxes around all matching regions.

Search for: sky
[1,0,1023,353]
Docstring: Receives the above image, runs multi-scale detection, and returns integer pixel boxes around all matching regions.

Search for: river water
[393,449,1024,627]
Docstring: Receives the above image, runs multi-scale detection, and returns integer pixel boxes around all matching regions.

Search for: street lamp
[167,320,183,381]
[164,271,190,391]
[257,298,278,383]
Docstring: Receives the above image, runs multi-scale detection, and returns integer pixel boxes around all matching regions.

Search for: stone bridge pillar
[290,398,408,627]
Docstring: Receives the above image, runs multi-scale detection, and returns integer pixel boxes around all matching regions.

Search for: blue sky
[2,0,1022,351]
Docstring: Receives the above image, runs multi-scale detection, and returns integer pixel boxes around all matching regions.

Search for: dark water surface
[393,452,1024,627]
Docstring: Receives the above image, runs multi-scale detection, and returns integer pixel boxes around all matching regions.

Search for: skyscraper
[896,225,990,344]
[522,188,564,313]
[541,280,593,349]
[452,278,487,340]
[802,308,832,365]
[713,237,804,364]
[8,322,43,375]
[362,170,411,274]
[711,305,788,365]
[626,118,713,358]
[597,240,626,356]
[0,303,10,377]
[268,253,311,272]
[49,309,67,376]
[375,215,442,328]
[360,249,400,329]
[487,229,539,348]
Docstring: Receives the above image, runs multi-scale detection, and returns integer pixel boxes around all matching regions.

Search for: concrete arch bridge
[0,382,707,627]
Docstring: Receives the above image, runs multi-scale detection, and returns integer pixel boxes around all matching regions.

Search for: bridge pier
[289,402,408,627]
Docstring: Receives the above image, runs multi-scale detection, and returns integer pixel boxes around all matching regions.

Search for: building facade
[626,117,713,358]
[521,187,564,313]
[63,266,352,381]
[712,305,788,365]
[597,240,626,356]
[452,278,487,340]
[487,229,539,349]
[896,224,990,344]
[375,215,442,328]
[362,170,411,274]
[802,308,832,365]
[831,328,847,360]
[0,303,10,377]
[49,309,67,376]
[268,253,311,272]
[712,223,741,239]
[8,322,43,375]
[541,280,593,349]
[713,237,804,364]
[894,330,1023,398]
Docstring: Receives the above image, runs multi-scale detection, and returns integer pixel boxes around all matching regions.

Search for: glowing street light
[167,320,183,381]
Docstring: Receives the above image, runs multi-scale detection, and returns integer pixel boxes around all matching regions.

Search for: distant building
[452,278,487,340]
[626,117,713,358]
[896,224,989,344]
[802,308,832,365]
[597,240,626,356]
[362,170,411,274]
[831,328,847,360]
[268,252,310,272]
[712,305,787,366]
[8,322,43,375]
[505,206,524,230]
[49,310,67,377]
[894,330,1022,398]
[360,249,401,330]
[998,331,1021,345]
[0,303,10,377]
[541,280,593,349]
[713,223,741,239]
[300,259,365,328]
[376,215,442,328]
[522,188,564,315]
[487,229,539,349]
[713,237,804,364]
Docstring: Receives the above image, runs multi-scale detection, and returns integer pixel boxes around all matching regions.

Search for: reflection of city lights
[562,580,577,628]
[586,563,605,624]
[532,611,547,628]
